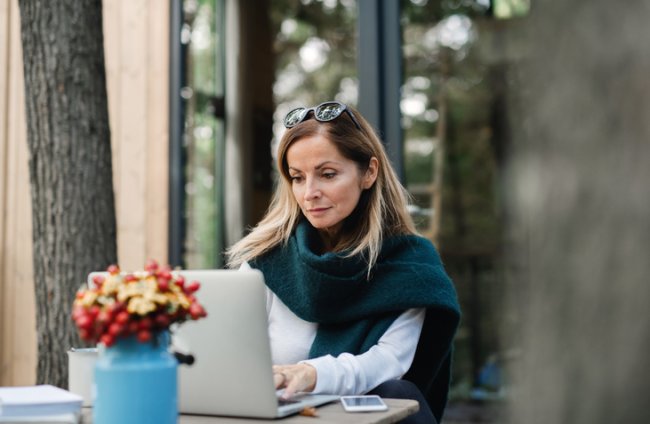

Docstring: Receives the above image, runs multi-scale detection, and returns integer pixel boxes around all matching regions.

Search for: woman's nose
[304,178,321,200]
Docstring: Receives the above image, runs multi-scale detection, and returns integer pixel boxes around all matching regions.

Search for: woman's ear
[362,157,379,189]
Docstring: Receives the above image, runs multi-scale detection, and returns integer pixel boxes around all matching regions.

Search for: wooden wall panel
[0,0,9,255]
[0,0,170,385]
[114,0,149,270]
[105,0,169,270]
[144,0,170,264]
[0,0,37,386]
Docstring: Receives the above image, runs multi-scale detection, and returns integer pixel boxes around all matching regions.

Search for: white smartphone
[340,395,388,412]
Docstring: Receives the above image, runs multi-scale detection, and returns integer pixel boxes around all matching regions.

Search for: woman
[226,101,460,423]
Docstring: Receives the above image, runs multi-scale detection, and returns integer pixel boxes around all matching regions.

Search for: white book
[0,412,79,424]
[0,385,82,419]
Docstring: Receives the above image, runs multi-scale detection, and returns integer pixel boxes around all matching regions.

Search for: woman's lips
[307,207,329,215]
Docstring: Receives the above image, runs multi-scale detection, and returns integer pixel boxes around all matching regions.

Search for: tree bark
[18,0,117,387]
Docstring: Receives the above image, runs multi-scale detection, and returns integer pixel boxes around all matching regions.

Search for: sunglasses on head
[283,101,362,130]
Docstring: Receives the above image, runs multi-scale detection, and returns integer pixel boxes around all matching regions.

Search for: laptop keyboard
[277,398,299,407]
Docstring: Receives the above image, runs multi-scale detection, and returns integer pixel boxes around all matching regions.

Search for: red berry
[115,311,130,324]
[127,321,139,334]
[108,322,124,336]
[189,303,206,319]
[175,278,185,290]
[136,330,152,343]
[157,279,169,291]
[138,317,152,330]
[97,310,112,324]
[92,275,105,287]
[72,306,85,321]
[107,264,120,274]
[158,270,172,281]
[154,314,170,329]
[79,328,92,341]
[76,314,93,330]
[185,281,200,294]
[100,333,115,347]
[109,301,126,313]
[124,274,137,282]
[145,259,159,273]
[88,305,101,318]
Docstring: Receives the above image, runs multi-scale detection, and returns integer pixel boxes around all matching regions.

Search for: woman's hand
[273,363,317,399]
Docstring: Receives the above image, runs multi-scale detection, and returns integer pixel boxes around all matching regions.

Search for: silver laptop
[171,269,339,418]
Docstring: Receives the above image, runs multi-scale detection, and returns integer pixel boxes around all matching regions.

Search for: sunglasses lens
[284,108,307,127]
[314,103,344,122]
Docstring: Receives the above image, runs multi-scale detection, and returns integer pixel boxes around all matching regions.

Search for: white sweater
[265,288,425,395]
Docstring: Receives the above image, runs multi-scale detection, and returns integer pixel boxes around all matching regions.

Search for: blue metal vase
[93,331,177,424]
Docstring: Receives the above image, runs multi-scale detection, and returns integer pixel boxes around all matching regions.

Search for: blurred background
[2,0,649,422]
[174,2,527,420]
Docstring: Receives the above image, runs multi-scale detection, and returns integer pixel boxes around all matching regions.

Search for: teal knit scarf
[251,220,460,359]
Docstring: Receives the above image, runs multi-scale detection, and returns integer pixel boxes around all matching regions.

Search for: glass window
[181,0,225,269]
[401,0,526,403]
[269,0,359,154]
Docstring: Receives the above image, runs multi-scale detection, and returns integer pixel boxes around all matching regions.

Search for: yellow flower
[78,291,98,307]
[168,291,191,310]
[116,281,146,303]
[143,289,168,306]
[143,276,158,291]
[101,275,122,295]
[127,297,157,315]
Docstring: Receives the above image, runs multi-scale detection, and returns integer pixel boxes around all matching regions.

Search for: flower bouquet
[72,260,208,424]
[72,259,207,347]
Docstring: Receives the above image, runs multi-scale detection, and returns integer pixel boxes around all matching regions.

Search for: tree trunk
[506,0,650,422]
[18,0,117,387]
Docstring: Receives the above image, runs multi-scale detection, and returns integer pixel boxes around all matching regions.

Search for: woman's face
[286,134,378,243]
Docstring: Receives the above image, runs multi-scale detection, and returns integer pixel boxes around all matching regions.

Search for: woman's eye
[322,172,336,179]
[290,175,303,183]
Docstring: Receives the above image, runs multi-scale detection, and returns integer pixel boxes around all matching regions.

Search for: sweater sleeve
[300,308,425,395]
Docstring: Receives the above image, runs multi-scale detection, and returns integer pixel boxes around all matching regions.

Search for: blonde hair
[225,105,417,274]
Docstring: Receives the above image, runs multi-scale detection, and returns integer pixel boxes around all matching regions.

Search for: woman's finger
[282,374,304,399]
[273,371,286,388]
[278,364,316,399]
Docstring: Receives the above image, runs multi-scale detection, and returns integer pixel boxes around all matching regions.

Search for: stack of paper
[0,385,82,423]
